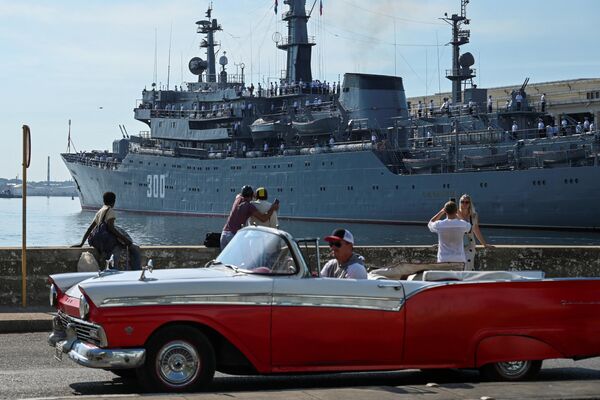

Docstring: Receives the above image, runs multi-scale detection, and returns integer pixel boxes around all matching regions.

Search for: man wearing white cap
[320,228,368,279]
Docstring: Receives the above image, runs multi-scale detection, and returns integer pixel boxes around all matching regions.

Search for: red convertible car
[48,227,600,392]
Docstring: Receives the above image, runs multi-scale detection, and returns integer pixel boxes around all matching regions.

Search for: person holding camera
[428,201,471,266]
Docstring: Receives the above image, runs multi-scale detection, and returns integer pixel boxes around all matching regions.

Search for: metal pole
[454,119,459,170]
[22,125,31,308]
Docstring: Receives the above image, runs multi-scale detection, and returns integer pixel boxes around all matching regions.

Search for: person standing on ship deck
[457,194,494,271]
[538,119,545,138]
[540,93,546,112]
[487,95,493,113]
[515,92,523,111]
[511,121,518,139]
[584,117,590,132]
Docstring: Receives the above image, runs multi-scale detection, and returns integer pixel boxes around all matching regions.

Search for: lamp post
[22,125,31,307]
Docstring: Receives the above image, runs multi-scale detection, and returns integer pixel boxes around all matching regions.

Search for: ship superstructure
[62,0,600,230]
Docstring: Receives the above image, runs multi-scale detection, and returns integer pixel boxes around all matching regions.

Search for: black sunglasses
[328,241,342,248]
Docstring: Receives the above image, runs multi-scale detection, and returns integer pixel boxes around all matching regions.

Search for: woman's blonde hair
[459,194,477,216]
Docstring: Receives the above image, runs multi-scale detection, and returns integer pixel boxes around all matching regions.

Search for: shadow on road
[67,366,600,396]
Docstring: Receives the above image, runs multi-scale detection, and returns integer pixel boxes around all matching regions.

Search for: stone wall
[1,245,599,307]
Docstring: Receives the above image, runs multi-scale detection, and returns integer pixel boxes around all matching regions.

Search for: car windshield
[216,229,298,275]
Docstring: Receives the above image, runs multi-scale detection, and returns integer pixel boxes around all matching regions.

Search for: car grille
[57,310,102,347]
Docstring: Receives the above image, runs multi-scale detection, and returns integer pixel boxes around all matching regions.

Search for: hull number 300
[146,174,166,198]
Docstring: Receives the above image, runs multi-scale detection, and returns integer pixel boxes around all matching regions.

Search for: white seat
[368,262,463,280]
[421,270,545,282]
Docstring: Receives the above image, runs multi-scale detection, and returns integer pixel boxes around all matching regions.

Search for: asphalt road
[3,332,600,399]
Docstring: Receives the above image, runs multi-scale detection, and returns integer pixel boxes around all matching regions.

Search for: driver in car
[320,229,368,279]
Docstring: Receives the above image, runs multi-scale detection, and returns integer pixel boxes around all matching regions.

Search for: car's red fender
[475,335,564,367]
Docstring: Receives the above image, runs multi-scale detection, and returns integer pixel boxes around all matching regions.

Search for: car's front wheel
[137,325,215,392]
[480,360,542,381]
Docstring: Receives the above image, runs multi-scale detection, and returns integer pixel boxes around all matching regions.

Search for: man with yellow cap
[248,187,278,228]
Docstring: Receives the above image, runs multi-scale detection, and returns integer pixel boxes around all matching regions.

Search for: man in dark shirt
[220,185,279,250]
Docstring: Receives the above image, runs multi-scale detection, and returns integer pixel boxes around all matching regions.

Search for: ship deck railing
[141,100,339,123]
[63,153,121,170]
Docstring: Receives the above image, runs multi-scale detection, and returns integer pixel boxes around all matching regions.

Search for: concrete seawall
[1,245,599,307]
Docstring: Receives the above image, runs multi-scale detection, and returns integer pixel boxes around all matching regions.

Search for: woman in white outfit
[458,194,494,270]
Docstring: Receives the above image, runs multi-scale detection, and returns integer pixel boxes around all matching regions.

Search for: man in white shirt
[540,93,546,112]
[537,119,545,138]
[515,92,523,111]
[511,121,518,139]
[428,201,471,265]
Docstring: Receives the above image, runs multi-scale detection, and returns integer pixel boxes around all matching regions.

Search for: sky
[1,0,599,181]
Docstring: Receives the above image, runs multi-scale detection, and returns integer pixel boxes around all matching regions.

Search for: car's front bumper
[48,315,145,369]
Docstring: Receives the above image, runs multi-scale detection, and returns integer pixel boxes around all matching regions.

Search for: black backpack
[203,232,221,248]
[88,208,118,255]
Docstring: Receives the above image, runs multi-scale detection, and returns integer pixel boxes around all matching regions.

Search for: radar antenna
[194,2,222,83]
[442,0,475,104]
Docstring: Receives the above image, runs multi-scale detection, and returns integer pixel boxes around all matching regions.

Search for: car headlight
[79,296,90,320]
[49,284,58,307]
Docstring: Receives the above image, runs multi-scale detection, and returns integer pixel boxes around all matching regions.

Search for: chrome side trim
[99,292,403,311]
[273,294,404,312]
[67,340,146,369]
[100,293,273,308]
[404,282,449,301]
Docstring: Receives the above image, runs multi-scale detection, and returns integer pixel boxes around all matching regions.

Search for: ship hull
[63,150,600,230]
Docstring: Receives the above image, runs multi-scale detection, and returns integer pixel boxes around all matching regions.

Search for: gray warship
[63,0,600,230]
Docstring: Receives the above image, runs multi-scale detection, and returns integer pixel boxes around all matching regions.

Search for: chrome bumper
[48,315,145,369]
[65,340,145,369]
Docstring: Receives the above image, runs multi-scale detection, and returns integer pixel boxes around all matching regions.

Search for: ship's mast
[277,0,315,83]
[442,0,475,104]
[196,4,222,83]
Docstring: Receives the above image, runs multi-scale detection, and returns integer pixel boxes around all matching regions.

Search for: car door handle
[377,283,401,290]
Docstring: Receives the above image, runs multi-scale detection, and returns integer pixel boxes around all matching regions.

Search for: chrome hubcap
[497,360,529,377]
[156,340,200,386]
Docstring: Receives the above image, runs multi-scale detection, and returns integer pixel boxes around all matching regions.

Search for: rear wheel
[480,360,542,381]
[137,326,215,392]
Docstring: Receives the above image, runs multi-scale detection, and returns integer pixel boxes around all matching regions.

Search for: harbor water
[1,197,599,247]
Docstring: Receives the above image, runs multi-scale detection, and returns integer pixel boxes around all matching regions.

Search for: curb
[0,313,53,334]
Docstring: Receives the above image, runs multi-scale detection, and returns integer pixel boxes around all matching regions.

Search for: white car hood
[74,266,274,308]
